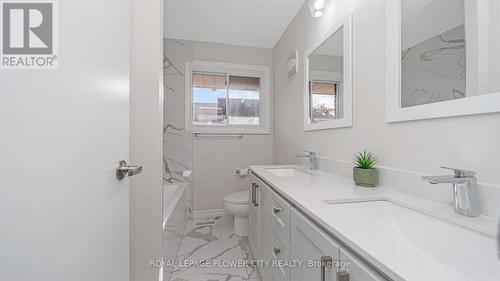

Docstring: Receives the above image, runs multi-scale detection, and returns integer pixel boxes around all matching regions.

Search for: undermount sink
[324,199,500,281]
[265,168,313,177]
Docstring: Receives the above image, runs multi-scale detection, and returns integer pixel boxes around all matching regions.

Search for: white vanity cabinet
[258,180,274,281]
[250,173,388,281]
[249,174,262,260]
[267,187,292,281]
[290,209,387,281]
[291,208,341,281]
[253,174,292,281]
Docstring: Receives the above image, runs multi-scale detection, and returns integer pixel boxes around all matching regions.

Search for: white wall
[272,0,500,187]
[309,54,343,72]
[163,39,274,213]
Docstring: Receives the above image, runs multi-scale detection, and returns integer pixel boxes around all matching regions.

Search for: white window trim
[185,60,271,134]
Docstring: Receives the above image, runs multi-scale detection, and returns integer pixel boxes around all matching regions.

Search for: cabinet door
[270,228,291,281]
[249,178,261,260]
[338,248,387,281]
[259,184,274,280]
[291,209,340,281]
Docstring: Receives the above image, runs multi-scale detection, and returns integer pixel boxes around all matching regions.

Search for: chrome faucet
[422,167,480,217]
[295,151,317,170]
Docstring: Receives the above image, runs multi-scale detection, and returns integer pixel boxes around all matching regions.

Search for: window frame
[185,60,271,134]
[308,71,344,123]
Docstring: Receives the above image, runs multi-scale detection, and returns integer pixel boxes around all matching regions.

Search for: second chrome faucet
[295,151,317,170]
[422,167,480,217]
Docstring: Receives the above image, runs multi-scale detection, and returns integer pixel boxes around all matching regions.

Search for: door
[291,209,340,281]
[249,177,260,259]
[0,0,131,280]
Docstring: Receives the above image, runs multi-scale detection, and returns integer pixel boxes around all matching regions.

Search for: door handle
[273,207,282,215]
[116,160,142,180]
[337,271,350,281]
[273,246,281,257]
[320,256,333,281]
[251,183,259,206]
[251,183,255,205]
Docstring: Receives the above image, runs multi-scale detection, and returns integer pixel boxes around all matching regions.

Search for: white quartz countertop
[249,165,500,281]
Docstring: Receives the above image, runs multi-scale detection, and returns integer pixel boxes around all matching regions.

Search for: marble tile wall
[163,38,194,215]
[401,25,466,107]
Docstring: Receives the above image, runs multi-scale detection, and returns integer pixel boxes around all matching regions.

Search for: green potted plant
[353,150,378,187]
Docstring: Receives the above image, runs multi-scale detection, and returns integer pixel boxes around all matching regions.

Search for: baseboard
[192,209,231,219]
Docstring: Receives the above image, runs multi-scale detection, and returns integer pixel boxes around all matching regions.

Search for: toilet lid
[224,191,249,205]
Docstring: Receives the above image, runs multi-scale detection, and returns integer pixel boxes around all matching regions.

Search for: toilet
[224,190,250,236]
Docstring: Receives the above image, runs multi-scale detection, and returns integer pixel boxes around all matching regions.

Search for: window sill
[190,125,271,135]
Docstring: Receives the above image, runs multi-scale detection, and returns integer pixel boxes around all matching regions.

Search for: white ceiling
[164,0,306,49]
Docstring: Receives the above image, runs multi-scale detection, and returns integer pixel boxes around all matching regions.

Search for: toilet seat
[224,190,249,205]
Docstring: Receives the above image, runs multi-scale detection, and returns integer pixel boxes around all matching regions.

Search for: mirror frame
[304,14,353,131]
[386,0,500,123]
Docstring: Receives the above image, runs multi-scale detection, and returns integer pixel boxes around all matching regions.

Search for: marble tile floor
[168,216,261,281]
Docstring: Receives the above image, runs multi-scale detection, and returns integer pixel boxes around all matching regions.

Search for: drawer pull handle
[273,207,282,214]
[320,256,333,281]
[273,247,281,257]
[251,183,259,207]
[337,271,350,281]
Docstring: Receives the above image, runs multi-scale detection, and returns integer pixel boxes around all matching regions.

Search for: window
[228,76,260,125]
[192,73,227,125]
[186,61,270,134]
[306,70,344,130]
[309,80,338,123]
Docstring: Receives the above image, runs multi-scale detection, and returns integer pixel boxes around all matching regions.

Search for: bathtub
[162,183,188,281]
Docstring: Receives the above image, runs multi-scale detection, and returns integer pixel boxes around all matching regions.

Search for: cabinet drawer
[269,188,291,240]
[270,229,291,281]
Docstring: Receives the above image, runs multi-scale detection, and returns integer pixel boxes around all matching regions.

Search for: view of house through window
[228,76,260,125]
[192,72,261,126]
[309,81,337,123]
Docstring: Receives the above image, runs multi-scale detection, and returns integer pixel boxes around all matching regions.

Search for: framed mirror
[304,14,352,131]
[386,0,500,122]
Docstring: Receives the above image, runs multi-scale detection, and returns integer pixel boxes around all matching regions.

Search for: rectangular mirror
[304,14,352,131]
[386,0,500,122]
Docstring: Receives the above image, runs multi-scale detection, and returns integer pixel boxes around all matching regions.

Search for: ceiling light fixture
[314,10,324,17]
[309,0,326,18]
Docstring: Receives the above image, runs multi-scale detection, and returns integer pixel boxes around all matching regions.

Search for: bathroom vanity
[248,166,500,281]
